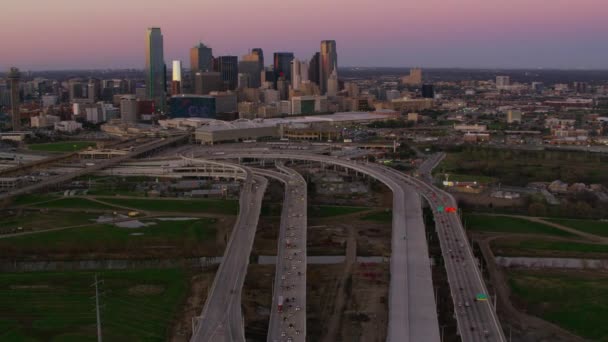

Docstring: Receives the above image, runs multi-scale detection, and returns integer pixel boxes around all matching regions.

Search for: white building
[496,76,510,90]
[279,101,291,115]
[386,89,401,101]
[41,95,58,108]
[54,120,83,133]
[264,89,280,104]
[85,106,103,123]
[172,60,182,82]
[31,114,60,128]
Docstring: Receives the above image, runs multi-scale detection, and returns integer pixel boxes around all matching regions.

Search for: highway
[204,150,441,342]
[85,146,504,341]
[252,166,307,342]
[190,165,268,342]
[386,153,507,341]
[0,134,189,202]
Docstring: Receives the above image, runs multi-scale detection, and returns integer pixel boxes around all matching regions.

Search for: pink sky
[1,0,607,70]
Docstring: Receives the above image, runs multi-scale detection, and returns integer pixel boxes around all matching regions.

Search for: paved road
[100,148,504,341]
[191,170,268,342]
[252,166,307,342]
[204,150,440,342]
[0,134,189,202]
[404,153,507,341]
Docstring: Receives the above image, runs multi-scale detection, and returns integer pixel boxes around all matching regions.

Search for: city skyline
[1,0,608,71]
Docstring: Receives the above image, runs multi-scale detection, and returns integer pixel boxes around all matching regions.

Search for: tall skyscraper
[239,50,263,88]
[291,59,302,90]
[7,67,21,131]
[145,27,166,110]
[120,95,138,123]
[190,43,213,73]
[172,60,182,95]
[252,48,264,71]
[320,40,337,94]
[326,64,338,97]
[273,52,295,84]
[214,56,238,90]
[309,52,320,86]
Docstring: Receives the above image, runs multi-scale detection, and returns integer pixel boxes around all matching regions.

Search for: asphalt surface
[190,171,268,342]
[253,166,307,342]
[399,153,507,341]
[205,150,441,342]
[88,147,505,341]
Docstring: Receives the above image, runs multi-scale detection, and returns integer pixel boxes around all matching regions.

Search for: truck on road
[278,295,284,313]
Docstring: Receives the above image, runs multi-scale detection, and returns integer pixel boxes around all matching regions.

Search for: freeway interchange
[204,149,505,342]
[35,142,507,341]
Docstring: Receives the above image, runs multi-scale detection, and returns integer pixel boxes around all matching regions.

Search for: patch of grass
[361,210,392,223]
[436,146,608,187]
[0,218,218,257]
[492,239,608,256]
[309,205,369,218]
[99,198,238,215]
[87,189,145,197]
[508,270,608,341]
[261,203,283,217]
[0,212,96,233]
[0,269,189,342]
[11,194,60,206]
[546,218,608,237]
[32,198,119,211]
[28,141,96,153]
[464,214,575,236]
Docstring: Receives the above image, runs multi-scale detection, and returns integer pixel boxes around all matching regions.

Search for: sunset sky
[1,0,607,70]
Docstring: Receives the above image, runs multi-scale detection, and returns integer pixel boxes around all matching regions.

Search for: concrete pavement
[190,168,268,342]
[252,166,307,342]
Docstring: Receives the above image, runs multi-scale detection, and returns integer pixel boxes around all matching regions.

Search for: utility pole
[92,274,103,342]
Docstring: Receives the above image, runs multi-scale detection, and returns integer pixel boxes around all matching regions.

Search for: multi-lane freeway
[206,151,441,342]
[382,154,507,341]
[190,166,268,342]
[89,146,504,341]
[253,165,307,342]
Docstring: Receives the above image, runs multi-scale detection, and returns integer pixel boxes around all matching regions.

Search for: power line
[91,274,103,342]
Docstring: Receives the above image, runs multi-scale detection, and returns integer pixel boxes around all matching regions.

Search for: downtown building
[145,27,166,111]
[319,40,337,95]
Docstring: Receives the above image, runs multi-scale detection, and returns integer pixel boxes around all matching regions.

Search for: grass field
[464,214,575,237]
[0,218,218,257]
[86,188,145,197]
[492,239,608,256]
[436,146,608,187]
[11,194,60,206]
[309,205,369,218]
[32,197,120,211]
[99,198,238,215]
[0,269,189,342]
[0,212,97,233]
[508,270,608,341]
[546,218,608,237]
[28,141,96,153]
[361,210,392,223]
